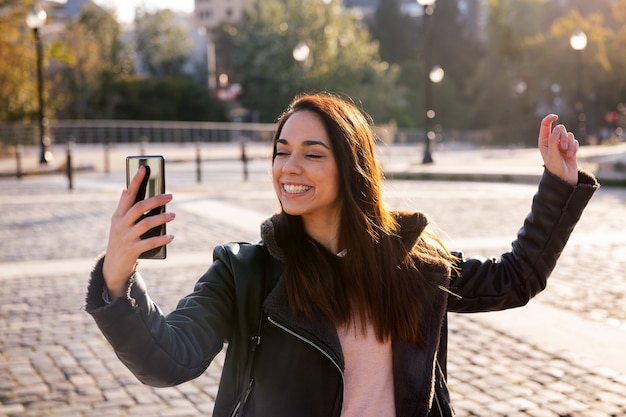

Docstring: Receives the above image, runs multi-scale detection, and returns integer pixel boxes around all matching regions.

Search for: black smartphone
[126,155,166,259]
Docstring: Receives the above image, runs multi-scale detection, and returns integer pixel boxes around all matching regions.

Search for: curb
[385,171,543,184]
[0,164,95,179]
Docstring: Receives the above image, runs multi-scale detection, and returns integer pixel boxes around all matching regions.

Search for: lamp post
[429,65,444,116]
[570,29,587,143]
[417,0,436,163]
[26,3,50,164]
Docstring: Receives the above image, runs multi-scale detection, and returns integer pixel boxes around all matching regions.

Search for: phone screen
[126,155,166,259]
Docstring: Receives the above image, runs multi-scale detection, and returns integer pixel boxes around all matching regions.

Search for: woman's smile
[282,183,312,194]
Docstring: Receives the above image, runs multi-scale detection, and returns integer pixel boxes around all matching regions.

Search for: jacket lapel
[263,275,345,370]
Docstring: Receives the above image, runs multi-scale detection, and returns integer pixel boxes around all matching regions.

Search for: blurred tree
[50,22,101,118]
[212,22,239,86]
[369,0,417,65]
[134,9,192,77]
[608,0,626,83]
[47,4,224,121]
[602,0,626,133]
[428,0,482,129]
[108,76,227,121]
[229,0,404,124]
[50,4,131,119]
[77,2,131,75]
[566,0,614,16]
[548,9,613,139]
[370,0,481,129]
[0,0,42,121]
[465,0,551,145]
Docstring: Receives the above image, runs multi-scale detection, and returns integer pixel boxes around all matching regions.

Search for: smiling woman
[86,91,598,417]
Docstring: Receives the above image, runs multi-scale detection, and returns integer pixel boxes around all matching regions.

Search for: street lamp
[430,65,444,84]
[26,2,50,164]
[570,29,588,143]
[417,0,436,163]
[292,41,310,63]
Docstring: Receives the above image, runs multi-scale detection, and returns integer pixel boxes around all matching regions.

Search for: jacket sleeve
[447,168,598,313]
[84,246,240,388]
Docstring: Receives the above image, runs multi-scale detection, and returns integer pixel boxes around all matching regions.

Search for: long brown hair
[272,92,453,346]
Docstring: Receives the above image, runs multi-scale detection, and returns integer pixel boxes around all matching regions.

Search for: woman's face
[272,110,341,227]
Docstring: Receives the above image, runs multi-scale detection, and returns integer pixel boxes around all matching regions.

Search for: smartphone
[126,155,166,259]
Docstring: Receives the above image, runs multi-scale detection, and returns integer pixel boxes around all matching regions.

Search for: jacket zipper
[267,315,345,386]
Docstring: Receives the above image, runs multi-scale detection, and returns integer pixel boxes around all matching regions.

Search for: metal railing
[0,120,278,147]
[1,119,497,189]
[0,120,493,148]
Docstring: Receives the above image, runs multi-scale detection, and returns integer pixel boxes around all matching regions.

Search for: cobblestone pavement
[1,145,626,416]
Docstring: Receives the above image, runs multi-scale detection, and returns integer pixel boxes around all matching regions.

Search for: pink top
[338,319,396,417]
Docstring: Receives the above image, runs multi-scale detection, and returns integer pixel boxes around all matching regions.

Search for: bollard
[104,140,110,174]
[240,138,249,182]
[16,144,24,179]
[66,139,74,191]
[196,140,202,183]
[140,136,148,155]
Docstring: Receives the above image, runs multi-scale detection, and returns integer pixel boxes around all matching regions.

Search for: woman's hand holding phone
[103,165,176,299]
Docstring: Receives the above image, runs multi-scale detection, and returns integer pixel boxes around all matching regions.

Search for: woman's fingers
[548,124,566,152]
[110,165,148,226]
[549,125,579,160]
[124,195,175,252]
[129,193,173,223]
[538,114,558,146]
[135,210,176,238]
[560,131,579,158]
[134,227,175,256]
[118,165,148,212]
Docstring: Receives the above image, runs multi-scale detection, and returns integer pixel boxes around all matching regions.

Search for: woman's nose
[282,153,302,174]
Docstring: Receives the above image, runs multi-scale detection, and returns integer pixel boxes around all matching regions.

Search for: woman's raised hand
[102,166,175,298]
[538,114,580,186]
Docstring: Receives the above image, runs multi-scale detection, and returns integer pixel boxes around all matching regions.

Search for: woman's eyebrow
[276,138,330,149]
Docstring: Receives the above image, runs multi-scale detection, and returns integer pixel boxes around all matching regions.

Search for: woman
[87,92,598,417]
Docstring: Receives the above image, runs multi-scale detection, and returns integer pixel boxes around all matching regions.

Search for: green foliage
[229,0,404,124]
[134,9,192,77]
[77,3,130,74]
[108,77,227,121]
[464,0,626,144]
[46,4,221,121]
[4,0,626,143]
[0,0,39,121]
[49,5,133,119]
[464,0,548,144]
[370,0,481,128]
[370,0,418,64]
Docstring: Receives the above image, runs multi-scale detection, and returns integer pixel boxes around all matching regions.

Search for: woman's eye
[306,154,322,159]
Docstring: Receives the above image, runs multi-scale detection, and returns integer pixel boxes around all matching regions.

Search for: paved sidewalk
[1,142,626,416]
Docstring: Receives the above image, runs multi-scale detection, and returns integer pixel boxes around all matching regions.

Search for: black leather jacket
[86,169,598,417]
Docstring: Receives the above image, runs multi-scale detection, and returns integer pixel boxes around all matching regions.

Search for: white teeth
[283,184,310,193]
